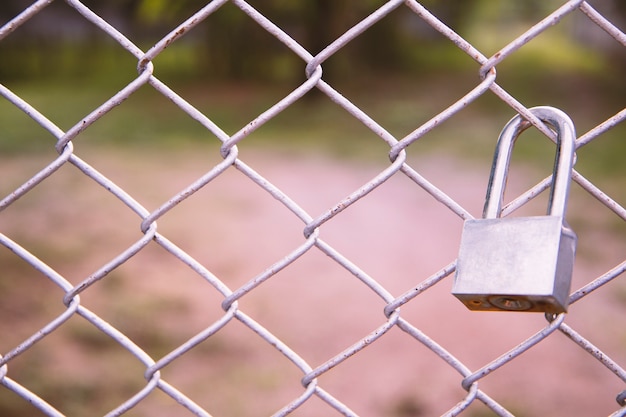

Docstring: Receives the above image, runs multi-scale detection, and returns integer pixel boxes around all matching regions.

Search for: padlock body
[453,216,576,313]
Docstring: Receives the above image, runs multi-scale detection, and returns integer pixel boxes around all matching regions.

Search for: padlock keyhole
[488,296,532,311]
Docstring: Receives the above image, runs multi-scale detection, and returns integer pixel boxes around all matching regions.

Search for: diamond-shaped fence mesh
[0,1,625,416]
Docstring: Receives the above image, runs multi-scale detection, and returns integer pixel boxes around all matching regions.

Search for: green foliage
[137,0,190,25]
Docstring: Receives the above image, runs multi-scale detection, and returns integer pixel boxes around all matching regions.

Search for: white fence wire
[0,0,625,416]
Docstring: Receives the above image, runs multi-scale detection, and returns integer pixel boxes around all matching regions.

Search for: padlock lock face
[452,106,577,313]
[453,216,576,313]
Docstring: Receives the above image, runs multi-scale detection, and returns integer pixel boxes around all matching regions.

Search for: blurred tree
[129,0,449,81]
[0,0,624,83]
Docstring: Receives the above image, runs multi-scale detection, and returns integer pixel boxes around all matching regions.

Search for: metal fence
[1,1,625,416]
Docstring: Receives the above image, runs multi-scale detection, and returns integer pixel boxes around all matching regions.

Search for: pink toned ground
[1,146,625,416]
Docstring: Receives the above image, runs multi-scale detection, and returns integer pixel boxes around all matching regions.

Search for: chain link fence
[1,1,625,416]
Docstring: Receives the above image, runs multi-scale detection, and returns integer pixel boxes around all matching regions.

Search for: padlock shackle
[484,106,576,219]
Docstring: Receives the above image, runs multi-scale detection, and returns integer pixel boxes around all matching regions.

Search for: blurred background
[0,0,625,147]
[1,1,625,416]
[0,0,624,177]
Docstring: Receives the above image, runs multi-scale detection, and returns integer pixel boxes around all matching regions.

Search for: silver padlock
[453,106,577,313]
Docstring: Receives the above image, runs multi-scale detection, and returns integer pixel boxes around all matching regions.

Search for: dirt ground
[1,145,625,417]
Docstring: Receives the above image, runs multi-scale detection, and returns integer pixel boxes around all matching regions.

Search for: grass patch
[1,74,624,186]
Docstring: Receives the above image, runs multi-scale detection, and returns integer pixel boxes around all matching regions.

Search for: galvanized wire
[0,1,625,416]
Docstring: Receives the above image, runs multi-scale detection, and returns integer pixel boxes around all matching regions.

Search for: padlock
[452,106,577,313]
